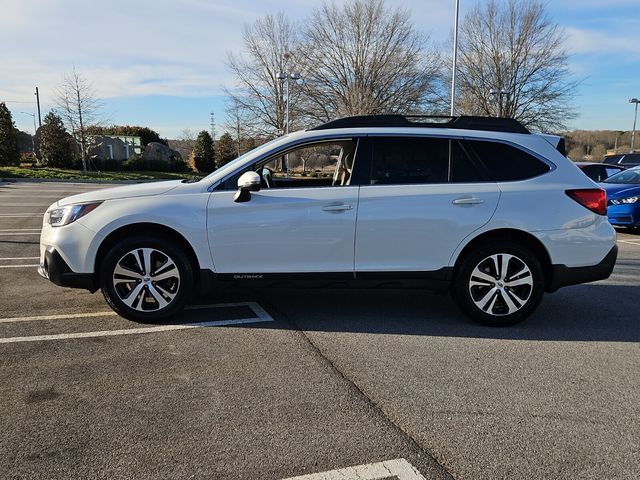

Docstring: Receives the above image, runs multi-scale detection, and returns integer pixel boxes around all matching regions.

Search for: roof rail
[310,115,530,134]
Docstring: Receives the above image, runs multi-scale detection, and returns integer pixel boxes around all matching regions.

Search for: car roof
[575,162,624,167]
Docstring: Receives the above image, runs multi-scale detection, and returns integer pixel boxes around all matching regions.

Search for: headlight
[611,196,639,205]
[48,202,102,227]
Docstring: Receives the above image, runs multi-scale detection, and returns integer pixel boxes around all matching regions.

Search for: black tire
[99,234,194,322]
[453,242,545,326]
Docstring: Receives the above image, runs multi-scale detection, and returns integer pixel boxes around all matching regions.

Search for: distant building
[87,135,143,161]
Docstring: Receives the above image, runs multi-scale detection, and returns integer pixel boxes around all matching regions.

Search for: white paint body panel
[207,187,359,272]
[40,184,214,274]
[355,183,500,271]
[39,125,617,283]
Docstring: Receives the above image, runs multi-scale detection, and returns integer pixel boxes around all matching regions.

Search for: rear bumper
[38,246,97,292]
[547,244,618,292]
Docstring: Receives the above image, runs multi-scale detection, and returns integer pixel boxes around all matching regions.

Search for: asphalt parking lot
[1,181,638,480]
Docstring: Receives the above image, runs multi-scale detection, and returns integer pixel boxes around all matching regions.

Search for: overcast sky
[2,0,639,138]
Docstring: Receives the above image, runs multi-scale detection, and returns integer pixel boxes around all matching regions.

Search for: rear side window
[466,140,550,181]
[603,155,622,165]
[370,137,488,185]
[621,154,640,165]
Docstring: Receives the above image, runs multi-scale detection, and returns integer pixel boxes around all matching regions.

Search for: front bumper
[38,246,97,292]
[607,203,640,226]
[547,244,618,292]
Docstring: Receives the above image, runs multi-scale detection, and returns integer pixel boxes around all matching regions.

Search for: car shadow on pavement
[230,282,640,343]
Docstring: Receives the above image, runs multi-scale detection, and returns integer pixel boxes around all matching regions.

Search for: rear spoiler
[539,134,567,156]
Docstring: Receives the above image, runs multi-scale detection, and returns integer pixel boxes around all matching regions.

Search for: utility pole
[34,87,42,128]
[210,111,216,142]
[76,87,87,172]
[630,98,639,151]
[450,0,460,116]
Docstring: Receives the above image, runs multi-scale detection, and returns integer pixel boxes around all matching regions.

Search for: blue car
[601,166,640,230]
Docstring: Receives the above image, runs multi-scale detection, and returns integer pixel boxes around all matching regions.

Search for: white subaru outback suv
[39,115,617,326]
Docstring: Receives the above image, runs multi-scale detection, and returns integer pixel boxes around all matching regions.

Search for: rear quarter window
[466,140,551,181]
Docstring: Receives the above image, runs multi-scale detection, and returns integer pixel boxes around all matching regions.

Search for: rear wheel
[453,243,544,326]
[100,235,194,322]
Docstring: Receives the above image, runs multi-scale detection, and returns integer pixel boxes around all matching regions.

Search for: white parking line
[0,264,39,268]
[1,204,56,207]
[0,257,39,260]
[0,195,65,198]
[281,458,426,480]
[0,233,40,236]
[618,239,640,246]
[0,318,271,344]
[0,302,273,344]
[0,228,41,231]
[0,311,116,324]
[0,214,43,217]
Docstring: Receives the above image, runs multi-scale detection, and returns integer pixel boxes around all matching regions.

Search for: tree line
[0,0,629,170]
[224,0,578,138]
[0,102,248,174]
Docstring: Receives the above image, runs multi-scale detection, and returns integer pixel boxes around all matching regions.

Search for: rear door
[354,136,500,272]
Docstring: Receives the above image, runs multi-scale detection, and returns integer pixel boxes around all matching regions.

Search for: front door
[207,138,360,274]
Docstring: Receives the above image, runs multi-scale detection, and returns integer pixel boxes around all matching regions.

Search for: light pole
[630,98,639,151]
[450,0,460,116]
[276,71,302,135]
[489,88,509,117]
[19,111,37,152]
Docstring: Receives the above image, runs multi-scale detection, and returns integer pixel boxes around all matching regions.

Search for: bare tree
[455,0,577,132]
[55,68,104,171]
[167,129,197,161]
[225,97,249,156]
[297,0,444,122]
[225,13,301,137]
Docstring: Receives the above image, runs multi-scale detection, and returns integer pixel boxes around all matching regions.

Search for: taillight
[565,189,607,216]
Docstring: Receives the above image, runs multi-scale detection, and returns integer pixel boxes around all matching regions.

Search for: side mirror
[234,171,261,203]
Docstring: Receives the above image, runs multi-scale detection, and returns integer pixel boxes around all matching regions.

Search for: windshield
[603,168,640,184]
[202,136,285,183]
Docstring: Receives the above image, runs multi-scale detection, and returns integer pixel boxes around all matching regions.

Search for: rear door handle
[452,197,484,205]
[322,204,353,212]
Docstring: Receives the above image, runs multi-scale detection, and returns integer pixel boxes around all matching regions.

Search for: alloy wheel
[468,253,533,316]
[112,248,181,312]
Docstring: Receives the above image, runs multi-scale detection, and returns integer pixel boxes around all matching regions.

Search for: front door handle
[322,204,353,212]
[452,197,484,205]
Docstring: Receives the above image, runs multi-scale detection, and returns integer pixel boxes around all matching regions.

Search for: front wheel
[100,235,194,322]
[453,243,545,326]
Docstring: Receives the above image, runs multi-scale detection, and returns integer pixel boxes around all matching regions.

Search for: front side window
[604,168,640,184]
[369,137,488,185]
[466,140,551,181]
[606,167,624,178]
[218,139,358,190]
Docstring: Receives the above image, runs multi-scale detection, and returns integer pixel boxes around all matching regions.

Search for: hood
[57,180,182,206]
[601,183,640,199]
